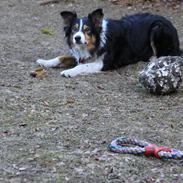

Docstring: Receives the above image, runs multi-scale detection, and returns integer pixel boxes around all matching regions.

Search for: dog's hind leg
[36,55,76,68]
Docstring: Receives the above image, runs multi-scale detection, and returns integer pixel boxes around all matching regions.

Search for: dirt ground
[0,0,183,182]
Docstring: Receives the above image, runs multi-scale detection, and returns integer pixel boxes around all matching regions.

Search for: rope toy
[108,137,183,160]
[139,56,183,94]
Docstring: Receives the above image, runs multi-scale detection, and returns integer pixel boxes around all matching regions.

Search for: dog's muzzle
[73,31,86,45]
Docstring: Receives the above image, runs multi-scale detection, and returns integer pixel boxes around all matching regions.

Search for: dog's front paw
[60,69,78,78]
[36,59,47,67]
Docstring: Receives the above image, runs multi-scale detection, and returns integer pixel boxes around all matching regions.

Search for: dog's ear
[88,9,104,29]
[60,11,77,26]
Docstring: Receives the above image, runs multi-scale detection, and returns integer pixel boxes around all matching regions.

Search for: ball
[139,56,183,94]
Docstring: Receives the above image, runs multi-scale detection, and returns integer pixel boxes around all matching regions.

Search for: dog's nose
[75,36,81,43]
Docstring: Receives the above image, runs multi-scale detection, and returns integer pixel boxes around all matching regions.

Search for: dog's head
[60,9,104,56]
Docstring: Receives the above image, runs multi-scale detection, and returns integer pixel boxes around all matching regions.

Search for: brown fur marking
[59,55,76,68]
[85,33,96,51]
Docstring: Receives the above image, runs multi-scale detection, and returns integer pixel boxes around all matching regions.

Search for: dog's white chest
[70,47,91,63]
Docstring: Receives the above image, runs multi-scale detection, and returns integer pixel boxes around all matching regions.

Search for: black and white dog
[36,9,181,77]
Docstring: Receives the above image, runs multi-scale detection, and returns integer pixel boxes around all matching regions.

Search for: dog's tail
[150,22,163,57]
[150,21,182,57]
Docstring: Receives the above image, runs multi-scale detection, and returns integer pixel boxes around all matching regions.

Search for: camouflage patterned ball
[139,56,183,94]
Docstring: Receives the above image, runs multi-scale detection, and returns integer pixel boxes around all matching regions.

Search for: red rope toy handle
[144,144,171,158]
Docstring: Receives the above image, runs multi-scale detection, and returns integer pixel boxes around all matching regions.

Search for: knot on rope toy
[144,144,171,158]
[108,136,183,160]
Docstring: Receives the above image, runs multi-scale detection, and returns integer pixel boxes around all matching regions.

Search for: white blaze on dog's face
[60,9,104,60]
[72,19,85,45]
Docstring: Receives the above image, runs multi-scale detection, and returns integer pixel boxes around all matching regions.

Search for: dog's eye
[85,27,90,32]
[72,24,79,32]
[83,25,90,33]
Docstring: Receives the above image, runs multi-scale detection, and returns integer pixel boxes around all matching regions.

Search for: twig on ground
[39,0,60,6]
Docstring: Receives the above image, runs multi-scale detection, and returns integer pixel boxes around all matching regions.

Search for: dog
[36,9,182,77]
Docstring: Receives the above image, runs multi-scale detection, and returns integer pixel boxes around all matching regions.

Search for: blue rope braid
[108,136,183,160]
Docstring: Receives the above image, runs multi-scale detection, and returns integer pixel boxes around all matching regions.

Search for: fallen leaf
[41,28,55,36]
[19,123,27,127]
[43,101,49,106]
[66,96,75,104]
[30,67,46,78]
